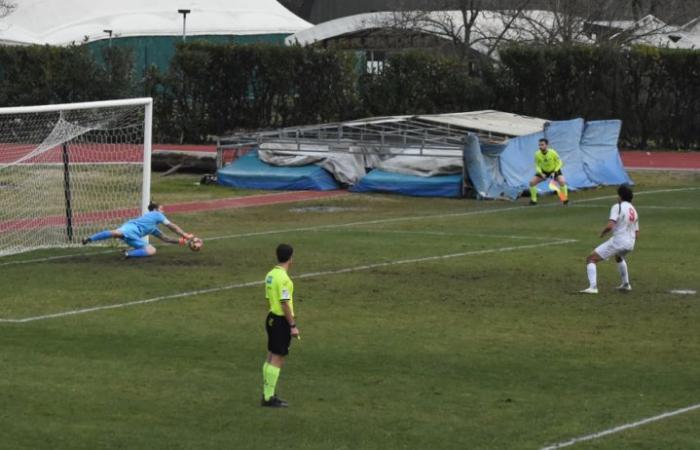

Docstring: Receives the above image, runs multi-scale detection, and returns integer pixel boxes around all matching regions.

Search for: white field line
[572,204,699,211]
[0,250,113,267]
[0,239,576,323]
[203,186,700,242]
[1,186,698,268]
[626,166,700,172]
[580,186,700,202]
[204,205,528,242]
[318,228,566,242]
[540,402,700,450]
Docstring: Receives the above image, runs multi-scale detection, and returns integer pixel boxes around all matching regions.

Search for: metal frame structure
[216,115,514,169]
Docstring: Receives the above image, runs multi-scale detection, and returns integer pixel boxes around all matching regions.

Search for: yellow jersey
[265,266,294,317]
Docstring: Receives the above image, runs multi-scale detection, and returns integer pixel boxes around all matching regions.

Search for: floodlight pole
[178,9,191,42]
[103,29,113,47]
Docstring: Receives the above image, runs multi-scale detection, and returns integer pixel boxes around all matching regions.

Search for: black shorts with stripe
[536,170,562,178]
[266,312,292,356]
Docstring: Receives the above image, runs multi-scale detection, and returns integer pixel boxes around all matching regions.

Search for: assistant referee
[261,244,300,408]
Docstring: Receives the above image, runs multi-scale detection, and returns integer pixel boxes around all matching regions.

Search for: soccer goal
[0,98,153,257]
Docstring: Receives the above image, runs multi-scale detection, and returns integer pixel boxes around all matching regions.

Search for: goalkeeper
[81,202,194,258]
[528,138,569,205]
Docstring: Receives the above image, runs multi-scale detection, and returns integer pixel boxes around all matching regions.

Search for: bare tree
[0,0,14,18]
[377,0,693,63]
[380,0,532,64]
[504,0,687,46]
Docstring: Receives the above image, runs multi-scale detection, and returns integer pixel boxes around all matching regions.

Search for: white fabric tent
[0,0,311,45]
[285,10,576,54]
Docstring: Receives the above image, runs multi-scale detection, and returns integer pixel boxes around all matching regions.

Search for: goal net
[0,98,152,257]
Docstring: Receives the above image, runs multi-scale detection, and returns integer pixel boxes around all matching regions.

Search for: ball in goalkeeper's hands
[188,237,203,252]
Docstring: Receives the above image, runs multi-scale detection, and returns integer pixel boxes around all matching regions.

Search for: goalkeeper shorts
[118,225,148,249]
[536,170,563,178]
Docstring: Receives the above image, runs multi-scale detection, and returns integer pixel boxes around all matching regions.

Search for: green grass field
[1,172,699,450]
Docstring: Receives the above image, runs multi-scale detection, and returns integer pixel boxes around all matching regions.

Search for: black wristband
[289,323,296,328]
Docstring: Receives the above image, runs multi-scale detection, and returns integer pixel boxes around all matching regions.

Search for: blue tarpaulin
[463,134,522,200]
[580,120,633,186]
[499,130,545,189]
[544,119,597,190]
[486,119,631,199]
[217,151,339,191]
[351,170,463,198]
[216,117,631,199]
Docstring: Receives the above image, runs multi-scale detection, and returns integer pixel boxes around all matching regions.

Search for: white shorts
[594,239,633,260]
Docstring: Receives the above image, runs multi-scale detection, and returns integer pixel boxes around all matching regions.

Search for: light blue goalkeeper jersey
[120,211,170,238]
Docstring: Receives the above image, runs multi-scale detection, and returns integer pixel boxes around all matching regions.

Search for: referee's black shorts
[265,312,292,356]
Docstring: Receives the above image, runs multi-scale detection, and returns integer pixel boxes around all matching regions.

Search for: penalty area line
[571,204,699,211]
[2,186,696,268]
[540,402,700,450]
[0,239,576,324]
[0,250,113,267]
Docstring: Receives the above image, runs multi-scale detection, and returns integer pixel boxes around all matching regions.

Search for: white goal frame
[0,97,153,215]
[0,98,153,256]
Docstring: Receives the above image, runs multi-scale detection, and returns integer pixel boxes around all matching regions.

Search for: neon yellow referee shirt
[535,148,563,174]
[265,266,294,317]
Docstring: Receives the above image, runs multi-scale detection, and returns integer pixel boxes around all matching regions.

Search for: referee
[261,244,300,408]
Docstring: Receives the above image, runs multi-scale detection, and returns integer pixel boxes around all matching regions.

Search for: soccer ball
[188,237,203,252]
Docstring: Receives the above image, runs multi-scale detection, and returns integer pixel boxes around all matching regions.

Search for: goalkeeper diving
[82,202,198,258]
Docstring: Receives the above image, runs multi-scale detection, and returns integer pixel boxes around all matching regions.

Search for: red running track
[620,151,700,170]
[0,190,347,233]
[151,146,700,171]
[4,142,698,170]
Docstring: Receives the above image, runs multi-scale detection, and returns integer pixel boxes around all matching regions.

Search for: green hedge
[497,45,700,149]
[360,51,492,116]
[0,45,135,106]
[145,42,360,143]
[0,42,698,149]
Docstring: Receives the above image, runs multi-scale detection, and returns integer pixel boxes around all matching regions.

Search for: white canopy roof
[285,10,578,52]
[0,0,311,45]
[418,111,548,137]
[285,12,395,47]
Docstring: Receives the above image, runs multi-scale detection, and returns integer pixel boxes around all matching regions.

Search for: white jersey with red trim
[609,201,639,248]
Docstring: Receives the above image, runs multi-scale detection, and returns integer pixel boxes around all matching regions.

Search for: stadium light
[103,29,113,47]
[178,9,191,42]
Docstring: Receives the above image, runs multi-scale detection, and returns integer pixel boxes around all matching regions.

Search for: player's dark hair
[276,244,294,263]
[148,202,160,211]
[618,184,633,202]
[539,138,549,144]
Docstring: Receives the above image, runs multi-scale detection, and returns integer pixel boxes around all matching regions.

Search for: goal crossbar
[0,98,153,114]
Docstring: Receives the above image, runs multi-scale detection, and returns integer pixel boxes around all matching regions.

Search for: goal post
[0,98,153,257]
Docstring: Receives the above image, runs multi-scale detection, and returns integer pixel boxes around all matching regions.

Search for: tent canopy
[217,110,631,199]
[0,0,311,45]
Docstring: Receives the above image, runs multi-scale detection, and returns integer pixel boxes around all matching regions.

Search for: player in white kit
[581,185,639,294]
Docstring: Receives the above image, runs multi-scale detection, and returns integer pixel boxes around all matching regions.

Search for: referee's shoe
[261,395,288,408]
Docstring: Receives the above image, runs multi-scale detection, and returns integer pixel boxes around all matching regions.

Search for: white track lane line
[540,402,700,450]
[0,239,576,323]
[1,186,697,267]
